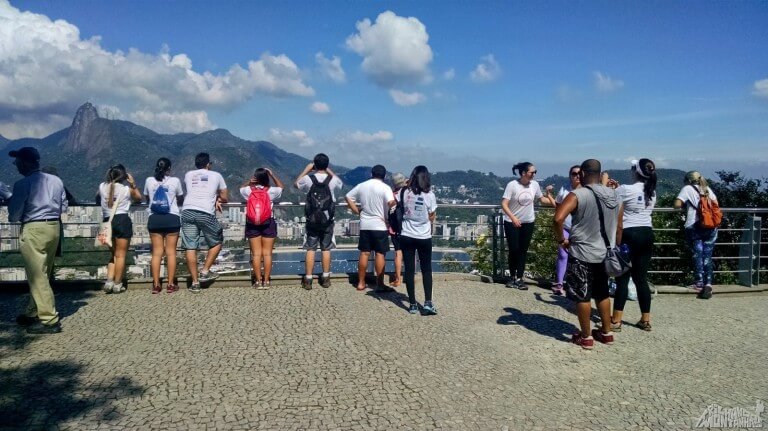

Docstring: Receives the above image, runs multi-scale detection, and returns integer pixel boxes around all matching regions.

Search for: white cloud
[593,71,624,93]
[128,110,214,134]
[443,68,455,81]
[335,130,394,144]
[269,128,315,147]
[315,52,346,83]
[470,54,501,83]
[0,1,314,138]
[310,101,331,114]
[389,89,426,106]
[345,10,433,87]
[753,78,768,99]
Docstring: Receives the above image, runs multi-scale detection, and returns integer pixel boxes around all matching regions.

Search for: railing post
[738,215,761,287]
[491,214,498,280]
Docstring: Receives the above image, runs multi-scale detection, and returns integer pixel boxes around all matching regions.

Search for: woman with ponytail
[96,164,142,293]
[143,158,184,294]
[674,171,719,299]
[500,162,555,289]
[611,158,657,331]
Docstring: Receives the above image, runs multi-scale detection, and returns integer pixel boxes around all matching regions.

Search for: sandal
[610,320,622,332]
[636,320,652,331]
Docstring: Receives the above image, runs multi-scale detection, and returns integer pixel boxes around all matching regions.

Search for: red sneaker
[166,284,178,294]
[572,332,594,350]
[151,284,162,294]
[591,329,615,345]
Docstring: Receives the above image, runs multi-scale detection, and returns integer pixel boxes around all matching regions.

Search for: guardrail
[0,204,765,286]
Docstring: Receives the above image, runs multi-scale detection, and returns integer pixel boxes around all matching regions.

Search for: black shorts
[358,230,390,254]
[105,214,133,239]
[390,234,401,251]
[245,218,277,239]
[565,256,609,303]
[147,213,181,234]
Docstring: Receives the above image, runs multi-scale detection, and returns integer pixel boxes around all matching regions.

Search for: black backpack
[305,174,335,229]
[388,188,406,235]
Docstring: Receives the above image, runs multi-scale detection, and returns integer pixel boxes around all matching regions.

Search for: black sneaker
[301,277,313,290]
[505,279,517,288]
[319,275,331,288]
[199,270,220,282]
[421,301,438,316]
[189,282,202,294]
[698,285,713,299]
[26,322,62,334]
[515,279,528,290]
[16,315,37,326]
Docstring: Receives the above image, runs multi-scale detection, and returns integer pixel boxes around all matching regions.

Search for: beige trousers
[20,221,60,325]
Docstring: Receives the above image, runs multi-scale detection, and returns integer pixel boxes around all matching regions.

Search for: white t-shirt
[676,185,718,228]
[345,178,396,231]
[144,176,184,216]
[618,182,656,228]
[99,182,132,217]
[555,186,574,230]
[401,189,438,239]
[239,185,283,209]
[502,180,543,223]
[182,169,227,215]
[296,173,343,202]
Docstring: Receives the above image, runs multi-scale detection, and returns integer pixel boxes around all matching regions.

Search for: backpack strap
[585,186,611,250]
[321,174,332,186]
[309,174,319,185]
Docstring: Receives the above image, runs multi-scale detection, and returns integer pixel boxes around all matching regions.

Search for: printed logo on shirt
[517,190,534,207]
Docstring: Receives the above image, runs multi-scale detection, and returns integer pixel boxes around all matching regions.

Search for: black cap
[9,147,40,162]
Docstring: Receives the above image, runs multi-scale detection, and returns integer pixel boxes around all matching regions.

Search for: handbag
[586,186,631,277]
[94,185,126,248]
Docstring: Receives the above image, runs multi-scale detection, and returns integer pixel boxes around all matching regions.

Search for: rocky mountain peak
[66,102,100,152]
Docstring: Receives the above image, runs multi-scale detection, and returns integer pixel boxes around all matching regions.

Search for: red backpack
[246,186,272,225]
[694,186,722,229]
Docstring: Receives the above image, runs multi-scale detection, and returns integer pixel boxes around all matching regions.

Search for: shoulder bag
[94,185,126,248]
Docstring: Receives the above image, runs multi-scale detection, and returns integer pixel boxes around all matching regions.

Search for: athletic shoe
[189,282,202,293]
[301,277,313,290]
[421,301,438,316]
[698,285,713,299]
[552,284,565,296]
[103,280,114,294]
[151,284,162,294]
[111,283,125,294]
[26,322,62,334]
[255,282,269,290]
[16,315,37,326]
[515,279,528,291]
[319,275,331,288]
[199,270,220,282]
[505,279,517,288]
[571,332,594,350]
[686,283,703,292]
[166,284,179,294]
[591,329,615,345]
[636,320,652,331]
[408,303,419,314]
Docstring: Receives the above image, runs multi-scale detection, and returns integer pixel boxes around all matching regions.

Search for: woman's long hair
[633,158,657,206]
[253,168,270,187]
[408,165,431,194]
[154,158,172,181]
[684,171,709,192]
[512,162,533,177]
[105,164,127,205]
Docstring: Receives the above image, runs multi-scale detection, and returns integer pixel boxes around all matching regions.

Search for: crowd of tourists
[3,148,721,347]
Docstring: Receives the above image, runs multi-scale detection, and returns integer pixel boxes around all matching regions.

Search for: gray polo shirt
[569,185,620,263]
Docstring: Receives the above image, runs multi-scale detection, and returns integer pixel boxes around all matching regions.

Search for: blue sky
[2,0,767,177]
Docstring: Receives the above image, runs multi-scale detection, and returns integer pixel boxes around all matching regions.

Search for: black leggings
[503,221,535,279]
[614,226,654,314]
[400,235,433,304]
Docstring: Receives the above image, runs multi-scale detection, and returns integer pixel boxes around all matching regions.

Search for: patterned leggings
[685,227,718,286]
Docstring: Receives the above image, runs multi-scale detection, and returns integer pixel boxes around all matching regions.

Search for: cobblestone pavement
[1,279,766,430]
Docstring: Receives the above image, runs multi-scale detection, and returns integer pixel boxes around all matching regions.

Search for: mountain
[0,104,329,202]
[0,103,689,204]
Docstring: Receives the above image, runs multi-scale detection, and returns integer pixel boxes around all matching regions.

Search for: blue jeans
[685,226,718,286]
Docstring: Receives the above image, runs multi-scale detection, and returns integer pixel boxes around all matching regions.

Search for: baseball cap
[9,147,40,162]
[392,172,407,188]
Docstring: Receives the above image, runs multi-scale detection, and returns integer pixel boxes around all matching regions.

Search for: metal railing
[0,204,765,286]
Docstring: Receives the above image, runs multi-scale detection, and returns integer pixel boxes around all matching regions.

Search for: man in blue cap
[8,147,68,334]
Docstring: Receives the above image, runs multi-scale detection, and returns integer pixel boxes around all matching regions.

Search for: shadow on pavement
[497,307,577,342]
[0,359,144,429]
[0,290,95,322]
[533,292,601,323]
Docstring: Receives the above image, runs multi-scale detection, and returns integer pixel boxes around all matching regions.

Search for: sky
[1,0,767,177]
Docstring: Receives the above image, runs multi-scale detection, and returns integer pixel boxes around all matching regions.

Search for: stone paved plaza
[1,278,766,430]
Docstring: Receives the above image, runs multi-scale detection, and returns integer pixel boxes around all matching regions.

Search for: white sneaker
[103,280,114,294]
[111,283,125,294]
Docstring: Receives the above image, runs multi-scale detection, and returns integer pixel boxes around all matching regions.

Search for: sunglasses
[528,170,537,175]
[570,172,580,177]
